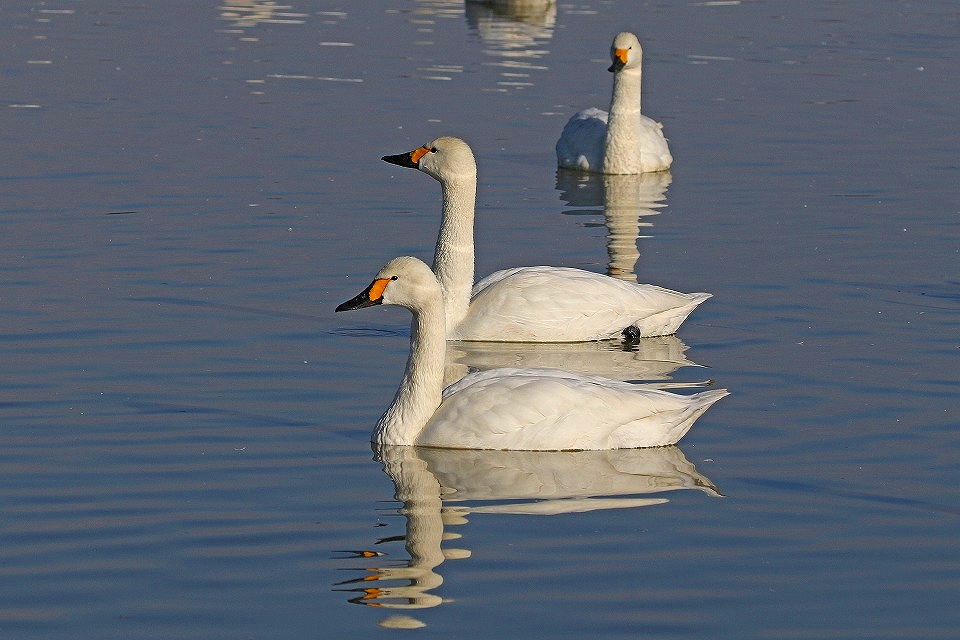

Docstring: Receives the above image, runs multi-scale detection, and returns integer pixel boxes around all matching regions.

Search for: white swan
[556,32,672,174]
[336,256,727,450]
[382,136,707,342]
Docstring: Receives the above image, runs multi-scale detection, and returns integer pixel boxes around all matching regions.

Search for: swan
[556,31,672,174]
[336,256,728,450]
[382,136,707,342]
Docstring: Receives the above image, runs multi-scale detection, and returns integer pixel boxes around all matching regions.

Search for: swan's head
[608,32,642,73]
[382,136,477,184]
[336,256,441,314]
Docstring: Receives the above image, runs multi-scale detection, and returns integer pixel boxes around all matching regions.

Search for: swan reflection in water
[410,1,556,90]
[218,1,309,28]
[557,170,673,283]
[446,333,703,385]
[464,0,556,90]
[334,444,719,625]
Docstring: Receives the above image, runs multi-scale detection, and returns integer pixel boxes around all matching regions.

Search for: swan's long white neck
[603,66,643,174]
[433,174,476,331]
[373,292,448,446]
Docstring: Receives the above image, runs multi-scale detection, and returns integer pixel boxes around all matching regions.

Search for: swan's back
[557,108,671,174]
[455,266,710,342]
[628,114,672,174]
[418,368,727,450]
[556,107,607,172]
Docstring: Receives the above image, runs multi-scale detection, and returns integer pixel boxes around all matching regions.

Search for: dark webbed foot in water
[621,325,643,345]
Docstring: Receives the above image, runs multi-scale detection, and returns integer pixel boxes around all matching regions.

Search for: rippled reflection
[557,170,673,282]
[218,1,309,28]
[446,334,702,383]
[465,1,556,90]
[406,0,555,90]
[216,3,357,94]
[333,444,719,623]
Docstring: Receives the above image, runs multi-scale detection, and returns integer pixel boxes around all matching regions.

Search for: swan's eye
[391,275,398,281]
[430,147,437,153]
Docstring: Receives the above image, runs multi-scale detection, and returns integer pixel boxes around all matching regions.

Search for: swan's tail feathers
[687,388,730,414]
[669,389,730,444]
[634,292,712,337]
[612,387,728,449]
[662,387,729,446]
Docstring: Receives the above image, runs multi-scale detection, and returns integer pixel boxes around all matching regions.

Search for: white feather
[465,266,710,341]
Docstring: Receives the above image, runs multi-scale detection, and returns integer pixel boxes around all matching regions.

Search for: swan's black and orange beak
[608,49,628,72]
[336,277,391,312]
[381,145,431,169]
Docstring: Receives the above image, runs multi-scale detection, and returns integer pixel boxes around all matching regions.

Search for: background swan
[382,136,707,342]
[336,256,727,450]
[556,32,672,174]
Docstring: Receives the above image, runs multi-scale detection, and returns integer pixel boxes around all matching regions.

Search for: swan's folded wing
[556,107,607,171]
[462,266,708,341]
[423,369,725,450]
[637,114,673,173]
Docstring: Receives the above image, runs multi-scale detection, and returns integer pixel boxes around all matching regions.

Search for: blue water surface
[0,1,957,638]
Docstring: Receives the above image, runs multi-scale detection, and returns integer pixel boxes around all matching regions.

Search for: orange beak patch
[368,277,391,302]
[410,145,431,165]
[336,276,393,312]
[614,48,629,65]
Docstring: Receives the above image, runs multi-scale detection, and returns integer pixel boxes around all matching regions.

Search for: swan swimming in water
[556,32,672,174]
[336,256,727,450]
[382,136,707,342]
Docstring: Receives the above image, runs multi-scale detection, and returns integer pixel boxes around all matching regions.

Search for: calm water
[1,0,958,638]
